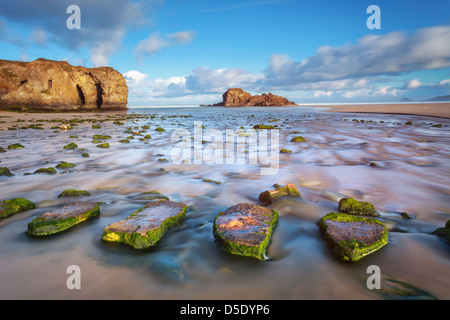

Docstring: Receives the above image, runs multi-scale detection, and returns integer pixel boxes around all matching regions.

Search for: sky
[0,0,450,105]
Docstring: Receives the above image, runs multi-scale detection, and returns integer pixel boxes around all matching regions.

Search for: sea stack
[0,58,128,111]
[210,88,297,107]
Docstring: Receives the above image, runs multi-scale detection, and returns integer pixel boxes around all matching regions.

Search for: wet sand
[0,106,449,299]
[305,103,450,119]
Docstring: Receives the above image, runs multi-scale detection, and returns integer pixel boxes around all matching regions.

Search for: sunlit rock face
[0,58,128,111]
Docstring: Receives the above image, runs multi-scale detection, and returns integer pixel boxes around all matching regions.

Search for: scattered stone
[33,167,57,174]
[213,203,279,260]
[101,201,187,249]
[27,201,100,236]
[400,212,413,219]
[92,125,101,129]
[96,143,110,148]
[290,136,306,142]
[338,197,378,216]
[0,167,14,176]
[57,189,90,197]
[63,142,78,150]
[119,139,130,143]
[258,183,301,206]
[405,121,413,125]
[431,220,450,246]
[376,276,438,300]
[55,161,77,169]
[253,124,276,129]
[134,191,169,201]
[202,179,222,185]
[93,134,111,140]
[0,198,35,219]
[155,127,166,132]
[317,212,388,262]
[8,143,24,150]
[431,124,442,128]
[81,152,89,157]
[280,148,292,153]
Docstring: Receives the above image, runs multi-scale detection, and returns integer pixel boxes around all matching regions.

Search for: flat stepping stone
[0,198,35,219]
[213,203,279,260]
[27,201,100,236]
[101,201,187,250]
[318,212,388,262]
[258,183,301,205]
[338,197,378,216]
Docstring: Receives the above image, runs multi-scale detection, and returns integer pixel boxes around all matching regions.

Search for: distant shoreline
[303,102,450,119]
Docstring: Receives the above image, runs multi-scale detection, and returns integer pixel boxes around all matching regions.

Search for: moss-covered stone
[431,220,450,246]
[8,143,24,150]
[253,124,276,129]
[155,127,166,132]
[290,136,306,142]
[55,162,77,169]
[119,139,130,143]
[63,142,78,149]
[338,197,378,216]
[134,191,169,201]
[258,183,301,205]
[318,212,388,262]
[33,167,57,174]
[0,198,35,219]
[0,167,14,176]
[213,203,279,260]
[92,125,101,129]
[57,189,90,197]
[27,201,100,236]
[280,148,292,153]
[93,134,111,140]
[202,179,222,185]
[81,152,89,158]
[101,201,187,249]
[96,143,110,148]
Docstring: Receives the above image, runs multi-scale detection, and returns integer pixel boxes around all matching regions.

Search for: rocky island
[0,58,128,111]
[207,88,297,107]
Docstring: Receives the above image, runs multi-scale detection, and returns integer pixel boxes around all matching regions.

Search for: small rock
[0,198,35,219]
[431,220,450,246]
[0,167,14,177]
[290,136,306,142]
[55,162,77,169]
[28,201,100,236]
[63,142,78,150]
[33,167,57,174]
[8,143,24,150]
[338,197,378,216]
[96,143,110,148]
[57,189,90,197]
[213,203,279,260]
[258,183,301,206]
[280,148,292,153]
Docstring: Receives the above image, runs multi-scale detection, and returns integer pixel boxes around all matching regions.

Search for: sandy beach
[305,103,450,119]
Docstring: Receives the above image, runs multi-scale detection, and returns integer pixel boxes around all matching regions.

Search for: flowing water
[0,106,449,299]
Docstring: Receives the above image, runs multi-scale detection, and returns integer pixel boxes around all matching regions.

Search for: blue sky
[1,0,450,105]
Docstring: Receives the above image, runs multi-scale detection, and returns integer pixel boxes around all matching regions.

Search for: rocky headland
[208,88,297,107]
[0,58,128,111]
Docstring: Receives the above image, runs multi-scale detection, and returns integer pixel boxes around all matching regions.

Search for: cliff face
[0,58,128,111]
[212,88,297,107]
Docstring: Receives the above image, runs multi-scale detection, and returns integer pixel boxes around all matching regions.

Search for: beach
[306,102,450,119]
[0,106,449,299]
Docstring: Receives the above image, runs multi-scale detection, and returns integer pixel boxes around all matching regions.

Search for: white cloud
[135,30,195,61]
[405,78,422,89]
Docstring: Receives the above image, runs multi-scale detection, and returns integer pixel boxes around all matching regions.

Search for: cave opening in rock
[95,82,103,108]
[76,84,85,106]
[20,80,28,86]
[48,79,52,89]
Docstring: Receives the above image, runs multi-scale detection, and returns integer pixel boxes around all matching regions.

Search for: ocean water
[0,106,449,299]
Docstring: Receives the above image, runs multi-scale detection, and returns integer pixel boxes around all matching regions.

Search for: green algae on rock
[202,178,222,185]
[63,142,78,149]
[0,167,14,176]
[431,220,450,246]
[338,197,378,216]
[134,191,169,201]
[92,134,111,140]
[55,162,77,169]
[96,143,110,148]
[27,201,100,236]
[318,212,388,262]
[101,201,187,250]
[8,143,24,150]
[33,167,57,174]
[280,148,292,153]
[290,136,306,142]
[213,203,279,260]
[258,183,301,206]
[0,198,35,219]
[57,189,90,198]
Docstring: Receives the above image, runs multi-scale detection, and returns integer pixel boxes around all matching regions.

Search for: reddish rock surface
[211,88,297,107]
[0,58,128,111]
